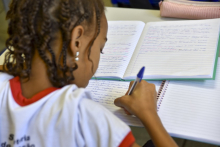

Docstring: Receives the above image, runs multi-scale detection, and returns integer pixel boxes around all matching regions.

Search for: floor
[0,0,218,146]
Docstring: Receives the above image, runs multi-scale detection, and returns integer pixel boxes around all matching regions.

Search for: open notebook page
[124,18,220,80]
[94,21,145,79]
[86,80,162,126]
[157,58,220,145]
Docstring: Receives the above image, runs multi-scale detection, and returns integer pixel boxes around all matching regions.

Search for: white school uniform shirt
[0,72,135,147]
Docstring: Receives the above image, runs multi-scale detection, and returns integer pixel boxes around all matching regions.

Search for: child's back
[0,73,132,146]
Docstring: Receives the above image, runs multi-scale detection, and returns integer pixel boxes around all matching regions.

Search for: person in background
[129,0,154,9]
[129,0,220,10]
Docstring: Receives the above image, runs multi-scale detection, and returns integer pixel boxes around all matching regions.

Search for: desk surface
[105,7,220,57]
[105,7,179,22]
[105,8,220,146]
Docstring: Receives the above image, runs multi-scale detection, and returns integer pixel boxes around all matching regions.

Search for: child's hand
[115,81,178,147]
[114,81,157,120]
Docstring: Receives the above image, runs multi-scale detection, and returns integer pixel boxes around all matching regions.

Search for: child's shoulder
[60,87,132,146]
[0,72,14,92]
[30,85,132,146]
[0,72,14,82]
[51,85,113,118]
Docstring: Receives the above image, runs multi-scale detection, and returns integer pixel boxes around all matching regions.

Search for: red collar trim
[10,76,59,106]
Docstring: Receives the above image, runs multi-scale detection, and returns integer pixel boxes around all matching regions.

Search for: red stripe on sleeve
[119,131,135,147]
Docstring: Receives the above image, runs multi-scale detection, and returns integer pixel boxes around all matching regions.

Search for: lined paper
[86,80,162,126]
[94,21,145,78]
[124,19,220,79]
[157,58,220,145]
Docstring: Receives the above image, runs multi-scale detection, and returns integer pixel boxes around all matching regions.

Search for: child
[0,0,177,146]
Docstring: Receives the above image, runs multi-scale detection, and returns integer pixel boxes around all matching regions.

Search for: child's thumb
[114,96,129,108]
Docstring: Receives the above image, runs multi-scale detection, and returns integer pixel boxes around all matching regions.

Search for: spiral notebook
[87,57,220,145]
[94,19,220,81]
[157,57,220,145]
[86,80,163,126]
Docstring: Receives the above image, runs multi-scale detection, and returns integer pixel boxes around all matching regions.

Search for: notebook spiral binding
[157,80,170,111]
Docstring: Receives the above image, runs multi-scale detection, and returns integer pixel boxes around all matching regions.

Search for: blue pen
[128,66,145,95]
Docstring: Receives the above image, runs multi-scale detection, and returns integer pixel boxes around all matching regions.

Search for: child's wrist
[137,110,159,125]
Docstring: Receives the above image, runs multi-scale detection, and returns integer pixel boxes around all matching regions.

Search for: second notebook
[94,19,220,80]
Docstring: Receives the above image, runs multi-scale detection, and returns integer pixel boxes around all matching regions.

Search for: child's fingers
[114,95,130,108]
[129,81,134,88]
[125,90,129,95]
[114,97,132,115]
[114,97,123,107]
[124,108,132,115]
[125,81,134,95]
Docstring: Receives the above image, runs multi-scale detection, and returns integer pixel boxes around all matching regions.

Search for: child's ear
[69,26,84,56]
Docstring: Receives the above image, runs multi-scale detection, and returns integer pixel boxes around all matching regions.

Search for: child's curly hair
[4,0,104,87]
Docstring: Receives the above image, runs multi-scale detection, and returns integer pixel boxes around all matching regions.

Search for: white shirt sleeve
[77,98,135,147]
[0,72,13,82]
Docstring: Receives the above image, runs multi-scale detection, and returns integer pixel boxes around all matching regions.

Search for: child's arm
[138,110,178,147]
[114,81,178,147]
